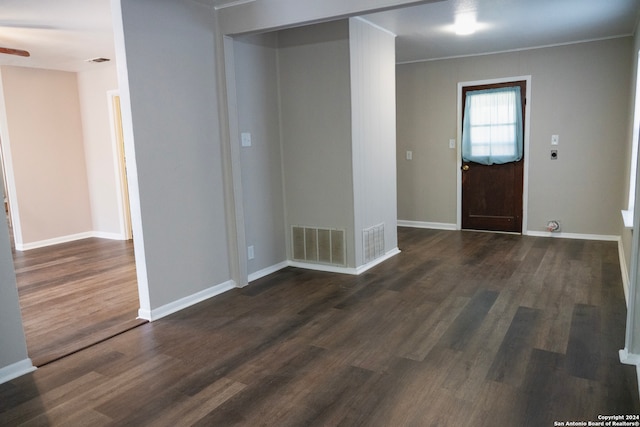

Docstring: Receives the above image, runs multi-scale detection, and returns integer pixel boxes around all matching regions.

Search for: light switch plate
[241,132,252,147]
[551,135,559,145]
[449,139,456,149]
[406,151,413,160]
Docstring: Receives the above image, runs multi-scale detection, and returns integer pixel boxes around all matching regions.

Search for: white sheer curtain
[462,86,523,165]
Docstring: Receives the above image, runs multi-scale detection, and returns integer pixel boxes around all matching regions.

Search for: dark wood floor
[1,228,638,425]
[12,237,143,367]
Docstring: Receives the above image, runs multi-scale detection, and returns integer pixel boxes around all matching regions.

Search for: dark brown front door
[461,81,525,233]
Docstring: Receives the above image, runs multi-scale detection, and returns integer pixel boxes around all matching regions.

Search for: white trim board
[0,358,36,385]
[138,280,236,321]
[620,348,640,367]
[398,221,621,243]
[16,230,128,251]
[524,230,620,241]
[619,237,630,307]
[248,261,288,283]
[397,220,456,230]
[288,247,401,276]
[355,248,401,274]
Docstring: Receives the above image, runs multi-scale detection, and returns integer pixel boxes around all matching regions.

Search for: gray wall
[120,0,231,308]
[233,33,287,275]
[397,37,632,236]
[278,21,357,267]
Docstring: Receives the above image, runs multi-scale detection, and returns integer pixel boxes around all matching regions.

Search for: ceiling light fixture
[454,13,478,36]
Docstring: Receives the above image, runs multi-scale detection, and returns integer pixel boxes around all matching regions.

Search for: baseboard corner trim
[355,247,401,275]
[397,220,457,230]
[141,280,236,321]
[17,232,96,251]
[16,230,128,251]
[248,261,288,283]
[287,260,358,275]
[92,231,128,241]
[619,348,640,366]
[0,358,36,385]
[287,248,401,276]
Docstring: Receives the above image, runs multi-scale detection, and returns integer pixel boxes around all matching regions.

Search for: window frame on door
[462,84,524,165]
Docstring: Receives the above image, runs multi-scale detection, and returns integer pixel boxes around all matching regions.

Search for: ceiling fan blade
[0,47,30,57]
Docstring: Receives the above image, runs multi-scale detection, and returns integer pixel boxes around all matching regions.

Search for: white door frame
[456,75,532,233]
[0,68,24,249]
[107,90,133,240]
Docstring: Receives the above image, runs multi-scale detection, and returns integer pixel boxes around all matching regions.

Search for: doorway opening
[0,84,143,367]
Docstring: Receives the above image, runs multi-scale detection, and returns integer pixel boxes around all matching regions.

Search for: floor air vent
[363,223,385,264]
[292,226,346,266]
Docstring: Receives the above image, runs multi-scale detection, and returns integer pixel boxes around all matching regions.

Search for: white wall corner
[0,358,36,385]
[139,280,236,321]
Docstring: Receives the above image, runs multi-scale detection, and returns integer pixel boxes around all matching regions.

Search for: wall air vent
[292,226,346,267]
[363,223,385,264]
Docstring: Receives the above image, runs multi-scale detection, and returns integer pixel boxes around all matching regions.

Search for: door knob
[462,165,469,171]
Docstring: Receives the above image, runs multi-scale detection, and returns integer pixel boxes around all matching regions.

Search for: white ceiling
[364,0,640,63]
[0,0,638,72]
[0,0,115,72]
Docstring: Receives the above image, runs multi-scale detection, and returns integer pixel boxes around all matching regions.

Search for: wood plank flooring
[1,228,638,425]
[12,237,144,367]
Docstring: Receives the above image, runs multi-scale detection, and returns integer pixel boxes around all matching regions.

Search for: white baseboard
[620,348,640,366]
[16,230,127,251]
[92,231,128,241]
[524,230,620,241]
[288,247,401,276]
[17,232,96,251]
[397,221,620,242]
[0,358,36,385]
[397,220,457,230]
[287,260,358,275]
[138,280,236,321]
[248,261,288,282]
[355,248,401,275]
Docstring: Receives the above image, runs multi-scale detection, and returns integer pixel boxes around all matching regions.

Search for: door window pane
[462,86,523,165]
